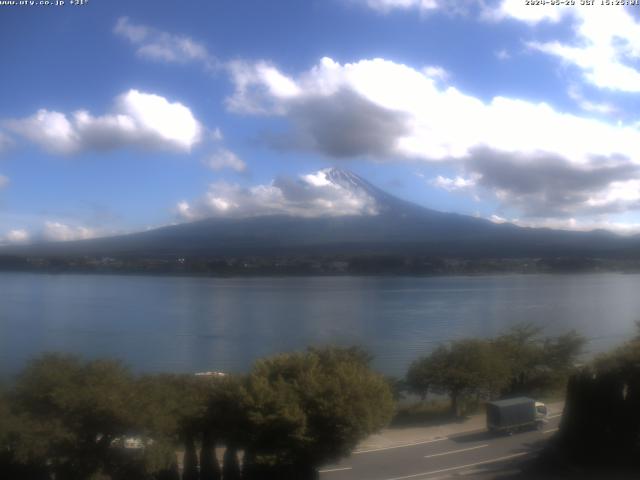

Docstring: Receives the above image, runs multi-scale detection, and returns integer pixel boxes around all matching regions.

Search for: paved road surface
[319,414,561,480]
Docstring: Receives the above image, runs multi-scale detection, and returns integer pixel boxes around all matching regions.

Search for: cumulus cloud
[489,214,508,224]
[2,229,30,245]
[431,174,478,192]
[358,0,640,94]
[226,60,302,115]
[489,215,640,236]
[5,90,203,154]
[353,0,481,15]
[567,84,616,115]
[463,147,640,218]
[114,17,217,70]
[433,148,640,219]
[0,175,8,189]
[177,168,378,220]
[0,222,99,245]
[361,0,440,13]
[204,148,247,172]
[422,66,449,81]
[226,56,640,221]
[227,56,640,162]
[271,89,410,158]
[487,0,567,24]
[42,221,97,242]
[490,1,640,93]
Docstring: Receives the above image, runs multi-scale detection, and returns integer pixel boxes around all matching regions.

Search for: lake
[1,272,638,380]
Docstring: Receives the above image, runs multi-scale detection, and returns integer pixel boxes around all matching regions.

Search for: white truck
[486,397,548,434]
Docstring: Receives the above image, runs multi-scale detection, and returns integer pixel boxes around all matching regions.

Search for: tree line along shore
[4,254,640,276]
[1,324,639,479]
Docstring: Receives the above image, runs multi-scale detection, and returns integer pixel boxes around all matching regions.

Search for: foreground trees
[538,327,640,474]
[0,347,394,479]
[495,325,585,396]
[5,354,139,480]
[406,326,585,415]
[135,374,217,479]
[407,339,509,415]
[241,347,394,479]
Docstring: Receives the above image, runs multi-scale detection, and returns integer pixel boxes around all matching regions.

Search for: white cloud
[176,201,197,221]
[585,179,640,211]
[226,60,302,114]
[422,65,450,81]
[358,0,440,13]
[225,55,640,220]
[6,89,203,155]
[354,0,481,15]
[177,168,378,220]
[489,214,508,224]
[567,84,616,115]
[355,0,640,94]
[204,148,247,173]
[114,17,217,70]
[495,49,510,61]
[490,2,640,93]
[0,222,100,245]
[0,175,8,189]
[352,0,482,16]
[7,110,77,155]
[488,0,567,24]
[489,214,640,236]
[211,127,224,142]
[227,56,640,163]
[42,222,97,242]
[432,174,478,191]
[2,229,30,245]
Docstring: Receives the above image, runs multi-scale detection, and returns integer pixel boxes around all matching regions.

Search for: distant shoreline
[2,255,640,278]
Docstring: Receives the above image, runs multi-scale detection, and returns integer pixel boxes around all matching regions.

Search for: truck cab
[535,401,548,420]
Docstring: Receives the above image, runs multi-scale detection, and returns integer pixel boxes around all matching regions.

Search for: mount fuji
[3,168,639,260]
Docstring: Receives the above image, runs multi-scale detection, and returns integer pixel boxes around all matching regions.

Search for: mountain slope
[3,168,639,259]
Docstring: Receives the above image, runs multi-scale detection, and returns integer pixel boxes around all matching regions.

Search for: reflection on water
[1,273,638,378]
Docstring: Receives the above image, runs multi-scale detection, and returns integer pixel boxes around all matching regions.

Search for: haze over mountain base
[2,169,640,274]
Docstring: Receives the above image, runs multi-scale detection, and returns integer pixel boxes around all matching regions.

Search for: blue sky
[2,0,640,243]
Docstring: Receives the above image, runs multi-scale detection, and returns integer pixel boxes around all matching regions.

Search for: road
[319,414,562,480]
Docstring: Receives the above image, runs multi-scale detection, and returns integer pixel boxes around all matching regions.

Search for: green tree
[199,429,221,480]
[204,376,248,480]
[136,373,216,480]
[140,441,180,480]
[406,356,439,401]
[8,354,138,480]
[242,346,394,479]
[0,388,54,480]
[493,324,585,396]
[543,330,586,371]
[556,334,640,471]
[492,323,544,395]
[423,340,510,416]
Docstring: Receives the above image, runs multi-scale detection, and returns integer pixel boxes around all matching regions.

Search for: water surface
[1,273,638,379]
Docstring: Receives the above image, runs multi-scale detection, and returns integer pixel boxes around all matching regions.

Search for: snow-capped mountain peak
[320,167,423,215]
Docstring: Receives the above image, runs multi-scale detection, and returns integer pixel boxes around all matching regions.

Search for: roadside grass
[391,389,566,428]
[392,399,471,427]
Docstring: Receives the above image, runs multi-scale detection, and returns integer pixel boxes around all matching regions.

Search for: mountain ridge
[2,167,639,260]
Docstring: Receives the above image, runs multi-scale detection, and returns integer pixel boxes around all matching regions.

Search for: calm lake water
[1,272,639,379]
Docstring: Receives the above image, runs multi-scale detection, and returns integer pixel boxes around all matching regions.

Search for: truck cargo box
[486,397,536,431]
